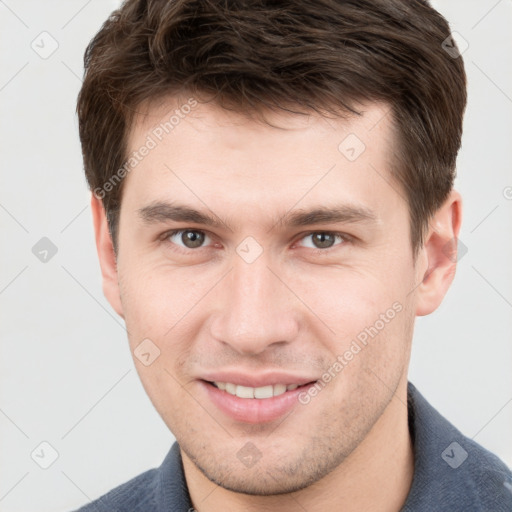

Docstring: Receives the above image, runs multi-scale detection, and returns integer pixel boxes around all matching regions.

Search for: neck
[182,377,414,512]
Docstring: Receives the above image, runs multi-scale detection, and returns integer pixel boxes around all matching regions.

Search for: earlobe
[90,194,124,318]
[415,190,463,317]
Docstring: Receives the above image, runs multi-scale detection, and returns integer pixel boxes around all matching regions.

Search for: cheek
[118,262,210,343]
[118,265,198,422]
[294,264,410,338]
[118,240,416,361]
[293,260,416,388]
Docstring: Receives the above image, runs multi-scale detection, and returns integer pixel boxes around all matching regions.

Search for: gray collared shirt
[73,382,512,511]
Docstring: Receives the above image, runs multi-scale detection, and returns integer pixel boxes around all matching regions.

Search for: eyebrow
[137,201,377,230]
[283,205,377,227]
[138,202,227,229]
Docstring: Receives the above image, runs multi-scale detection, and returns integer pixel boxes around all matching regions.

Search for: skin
[92,97,462,512]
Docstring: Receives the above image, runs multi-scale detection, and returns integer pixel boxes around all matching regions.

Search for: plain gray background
[1,1,511,510]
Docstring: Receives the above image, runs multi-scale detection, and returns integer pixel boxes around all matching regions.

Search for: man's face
[113,98,425,494]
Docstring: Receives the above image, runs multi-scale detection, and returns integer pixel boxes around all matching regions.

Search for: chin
[201,468,320,496]
[182,441,345,497]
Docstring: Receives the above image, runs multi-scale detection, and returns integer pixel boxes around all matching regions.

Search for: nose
[209,252,300,356]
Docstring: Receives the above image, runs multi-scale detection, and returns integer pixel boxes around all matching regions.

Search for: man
[73,0,512,510]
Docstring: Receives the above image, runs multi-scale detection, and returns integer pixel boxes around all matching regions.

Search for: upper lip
[199,370,318,388]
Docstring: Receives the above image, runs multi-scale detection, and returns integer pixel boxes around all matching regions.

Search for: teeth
[273,384,286,396]
[214,382,300,399]
[236,385,254,399]
[225,382,236,395]
[254,385,273,399]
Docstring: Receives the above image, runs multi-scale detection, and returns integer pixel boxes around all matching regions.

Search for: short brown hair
[77,0,466,254]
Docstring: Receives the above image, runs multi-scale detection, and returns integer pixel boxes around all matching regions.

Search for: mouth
[200,379,318,423]
[208,381,310,398]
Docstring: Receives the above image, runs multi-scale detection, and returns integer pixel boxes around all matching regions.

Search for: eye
[165,229,212,249]
[297,232,347,250]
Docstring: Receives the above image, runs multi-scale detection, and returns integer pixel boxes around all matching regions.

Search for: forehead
[122,95,402,229]
[130,95,393,154]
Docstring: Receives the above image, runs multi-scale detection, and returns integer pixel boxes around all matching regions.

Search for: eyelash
[160,229,351,254]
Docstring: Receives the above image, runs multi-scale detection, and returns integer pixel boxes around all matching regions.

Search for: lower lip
[200,381,316,424]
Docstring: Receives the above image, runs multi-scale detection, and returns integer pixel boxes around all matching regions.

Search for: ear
[415,189,463,316]
[90,194,124,318]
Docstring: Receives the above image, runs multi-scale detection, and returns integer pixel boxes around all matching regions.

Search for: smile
[201,379,317,423]
[212,382,300,399]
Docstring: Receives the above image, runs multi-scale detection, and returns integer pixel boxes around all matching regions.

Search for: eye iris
[313,233,335,249]
[182,230,204,248]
